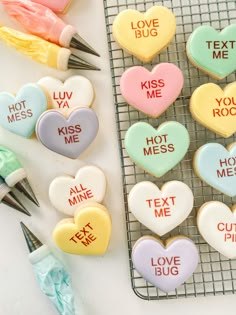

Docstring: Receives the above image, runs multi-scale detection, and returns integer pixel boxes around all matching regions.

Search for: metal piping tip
[20,222,43,253]
[2,191,31,216]
[70,33,100,57]
[14,179,40,207]
[68,54,100,71]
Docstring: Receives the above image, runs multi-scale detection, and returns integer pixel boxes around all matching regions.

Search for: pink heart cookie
[120,63,184,117]
[132,235,199,292]
[36,108,99,159]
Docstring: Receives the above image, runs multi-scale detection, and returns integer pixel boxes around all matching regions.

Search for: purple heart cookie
[36,108,99,159]
[132,235,199,292]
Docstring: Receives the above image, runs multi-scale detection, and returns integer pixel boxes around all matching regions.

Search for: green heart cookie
[187,24,236,80]
[124,121,190,177]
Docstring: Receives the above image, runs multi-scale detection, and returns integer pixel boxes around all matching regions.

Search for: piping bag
[20,222,76,315]
[1,0,100,56]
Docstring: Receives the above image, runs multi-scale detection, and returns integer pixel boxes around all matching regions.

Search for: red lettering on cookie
[151,256,181,276]
[69,222,97,246]
[131,19,159,38]
[146,196,176,208]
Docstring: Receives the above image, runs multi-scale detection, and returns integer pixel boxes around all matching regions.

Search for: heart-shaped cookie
[112,6,176,62]
[31,0,72,13]
[197,201,236,259]
[193,142,236,197]
[190,82,236,138]
[187,25,236,79]
[53,203,112,255]
[36,107,99,159]
[38,76,95,114]
[124,121,190,177]
[132,235,198,292]
[0,83,47,138]
[120,63,184,118]
[49,165,106,215]
[128,181,193,236]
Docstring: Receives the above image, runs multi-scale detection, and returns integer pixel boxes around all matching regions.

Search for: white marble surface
[0,1,235,314]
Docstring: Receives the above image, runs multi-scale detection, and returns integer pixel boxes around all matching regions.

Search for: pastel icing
[112,6,176,63]
[0,83,47,138]
[128,181,194,236]
[187,24,236,80]
[193,142,236,197]
[36,108,99,159]
[53,202,112,255]
[49,165,106,215]
[38,76,95,114]
[30,0,72,13]
[120,63,184,118]
[132,235,198,292]
[197,201,236,259]
[190,82,236,138]
[124,121,190,177]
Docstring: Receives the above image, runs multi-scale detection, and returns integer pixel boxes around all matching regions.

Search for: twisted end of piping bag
[20,222,77,315]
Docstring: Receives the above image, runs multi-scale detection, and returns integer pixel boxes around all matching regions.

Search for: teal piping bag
[20,222,76,315]
[0,145,39,206]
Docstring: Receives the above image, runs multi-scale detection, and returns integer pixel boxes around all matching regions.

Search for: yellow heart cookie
[53,203,112,255]
[190,82,236,138]
[112,6,176,63]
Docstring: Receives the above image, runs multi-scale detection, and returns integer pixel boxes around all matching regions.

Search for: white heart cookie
[49,165,106,215]
[128,181,194,236]
[197,201,236,259]
[38,76,95,113]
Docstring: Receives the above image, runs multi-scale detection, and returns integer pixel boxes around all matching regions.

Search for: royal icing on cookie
[128,181,193,236]
[53,202,112,255]
[38,76,95,114]
[193,142,236,197]
[187,24,236,80]
[197,201,236,259]
[36,108,99,159]
[112,6,176,62]
[132,235,198,292]
[0,83,47,138]
[124,121,190,177]
[190,82,236,138]
[49,165,106,215]
[120,63,184,118]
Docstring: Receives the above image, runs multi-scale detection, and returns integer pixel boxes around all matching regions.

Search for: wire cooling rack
[103,0,236,300]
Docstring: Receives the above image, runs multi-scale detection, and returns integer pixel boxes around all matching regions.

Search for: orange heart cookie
[112,6,176,63]
[53,203,112,255]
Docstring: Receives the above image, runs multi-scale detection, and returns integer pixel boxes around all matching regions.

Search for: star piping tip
[70,33,100,57]
[8,191,31,215]
[68,54,100,70]
[15,179,40,207]
[2,192,31,216]
[20,221,43,253]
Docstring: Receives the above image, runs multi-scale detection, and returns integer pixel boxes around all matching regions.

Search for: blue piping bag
[20,222,76,315]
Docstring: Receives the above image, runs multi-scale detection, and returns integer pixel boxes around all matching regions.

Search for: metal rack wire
[103,0,236,300]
